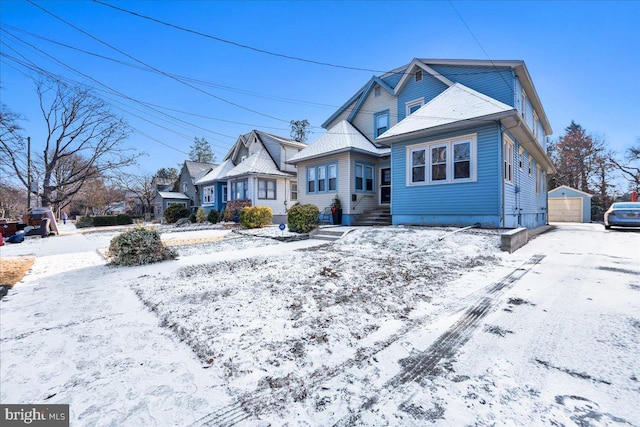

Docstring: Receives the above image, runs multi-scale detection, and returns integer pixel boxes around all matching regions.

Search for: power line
[26,0,293,124]
[447,0,514,95]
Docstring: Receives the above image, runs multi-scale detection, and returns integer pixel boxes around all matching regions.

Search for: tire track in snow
[333,254,545,426]
[191,255,544,426]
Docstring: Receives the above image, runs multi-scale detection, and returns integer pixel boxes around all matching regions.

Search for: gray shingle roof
[288,120,389,164]
[377,83,514,140]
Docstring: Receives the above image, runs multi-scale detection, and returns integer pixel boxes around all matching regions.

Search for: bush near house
[207,209,221,224]
[196,207,207,223]
[287,204,319,233]
[240,206,273,229]
[108,227,176,266]
[164,204,190,224]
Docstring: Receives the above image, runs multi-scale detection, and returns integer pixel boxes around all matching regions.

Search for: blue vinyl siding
[397,74,448,122]
[391,123,502,227]
[381,69,404,89]
[430,65,515,107]
[504,132,548,228]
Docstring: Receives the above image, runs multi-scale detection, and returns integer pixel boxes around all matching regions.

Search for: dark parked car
[604,202,640,229]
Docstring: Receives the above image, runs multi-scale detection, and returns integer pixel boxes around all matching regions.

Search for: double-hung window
[503,138,514,184]
[408,135,476,185]
[203,186,214,203]
[374,111,389,138]
[307,167,316,193]
[230,180,248,200]
[258,179,276,200]
[318,166,326,192]
[290,182,298,201]
[355,163,374,192]
[328,164,337,191]
[453,140,471,179]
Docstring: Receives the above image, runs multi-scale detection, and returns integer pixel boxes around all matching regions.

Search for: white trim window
[528,155,533,177]
[374,86,381,97]
[415,69,423,82]
[290,182,298,201]
[533,112,540,140]
[328,164,337,191]
[258,179,276,200]
[222,184,228,202]
[503,137,514,184]
[406,98,425,116]
[407,134,477,185]
[536,165,541,194]
[521,89,527,119]
[203,186,214,203]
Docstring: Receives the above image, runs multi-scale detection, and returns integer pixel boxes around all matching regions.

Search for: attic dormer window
[415,69,423,82]
[374,86,381,97]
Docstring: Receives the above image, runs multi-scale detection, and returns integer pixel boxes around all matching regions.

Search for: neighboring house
[197,130,306,223]
[154,191,190,220]
[195,159,235,214]
[155,161,216,219]
[548,185,592,223]
[295,58,556,228]
[177,160,218,210]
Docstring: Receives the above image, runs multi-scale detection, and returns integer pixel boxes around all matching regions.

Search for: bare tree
[0,182,27,219]
[0,79,140,213]
[116,172,156,220]
[0,103,26,180]
[611,138,640,192]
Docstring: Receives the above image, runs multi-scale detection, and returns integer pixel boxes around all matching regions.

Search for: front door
[380,167,391,205]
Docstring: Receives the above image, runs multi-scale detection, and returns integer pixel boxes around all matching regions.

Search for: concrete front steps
[310,226,350,241]
[352,207,392,226]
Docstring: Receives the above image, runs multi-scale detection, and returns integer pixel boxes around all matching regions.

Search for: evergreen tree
[189,137,215,163]
[290,119,310,142]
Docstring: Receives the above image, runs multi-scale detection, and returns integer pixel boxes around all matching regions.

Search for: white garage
[548,185,592,223]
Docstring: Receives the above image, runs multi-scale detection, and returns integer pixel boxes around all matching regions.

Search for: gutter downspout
[499,123,505,228]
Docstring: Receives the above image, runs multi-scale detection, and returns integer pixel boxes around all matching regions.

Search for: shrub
[93,214,133,227]
[175,217,191,227]
[75,216,94,228]
[240,206,272,229]
[75,215,133,228]
[189,212,196,223]
[207,209,221,224]
[287,204,319,233]
[196,207,207,223]
[164,204,189,224]
[108,227,177,266]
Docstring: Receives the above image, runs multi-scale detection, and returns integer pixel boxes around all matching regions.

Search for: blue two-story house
[290,58,556,228]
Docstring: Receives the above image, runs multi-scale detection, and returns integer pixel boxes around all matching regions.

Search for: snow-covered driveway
[1,223,638,426]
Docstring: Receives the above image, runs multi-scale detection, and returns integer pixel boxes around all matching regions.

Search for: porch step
[353,208,392,226]
[310,227,348,241]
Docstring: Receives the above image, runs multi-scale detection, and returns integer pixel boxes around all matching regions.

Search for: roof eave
[376,110,515,146]
[501,113,557,175]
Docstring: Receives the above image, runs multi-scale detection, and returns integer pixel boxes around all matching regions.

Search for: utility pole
[27,136,31,210]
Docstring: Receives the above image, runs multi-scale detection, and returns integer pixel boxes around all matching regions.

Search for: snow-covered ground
[1,223,638,426]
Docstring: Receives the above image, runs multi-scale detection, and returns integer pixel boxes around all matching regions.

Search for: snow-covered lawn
[2,223,638,426]
[129,227,503,423]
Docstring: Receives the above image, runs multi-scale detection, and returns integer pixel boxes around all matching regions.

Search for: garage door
[549,198,582,222]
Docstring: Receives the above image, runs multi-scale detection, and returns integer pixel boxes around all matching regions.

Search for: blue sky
[1,0,639,177]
